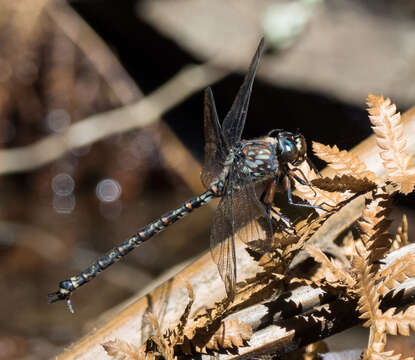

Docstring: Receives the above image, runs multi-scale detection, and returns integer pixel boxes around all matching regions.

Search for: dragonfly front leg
[289,168,336,211]
[282,175,323,211]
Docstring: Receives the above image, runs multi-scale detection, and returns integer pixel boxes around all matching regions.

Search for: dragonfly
[49,38,319,312]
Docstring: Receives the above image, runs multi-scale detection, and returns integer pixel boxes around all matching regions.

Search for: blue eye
[284,142,293,152]
[279,138,298,163]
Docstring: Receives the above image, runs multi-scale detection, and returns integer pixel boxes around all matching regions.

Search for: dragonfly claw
[48,280,75,313]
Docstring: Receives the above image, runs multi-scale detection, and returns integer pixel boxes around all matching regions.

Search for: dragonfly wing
[201,87,228,189]
[232,168,274,254]
[222,38,264,146]
[210,192,237,299]
[210,166,273,299]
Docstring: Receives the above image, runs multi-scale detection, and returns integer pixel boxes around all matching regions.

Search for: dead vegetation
[101,95,415,359]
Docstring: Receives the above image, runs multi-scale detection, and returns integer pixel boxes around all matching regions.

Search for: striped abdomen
[49,189,216,306]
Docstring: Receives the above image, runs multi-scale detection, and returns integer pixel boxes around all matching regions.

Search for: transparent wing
[233,171,274,254]
[210,164,273,299]
[200,87,228,189]
[222,38,264,146]
[210,192,237,299]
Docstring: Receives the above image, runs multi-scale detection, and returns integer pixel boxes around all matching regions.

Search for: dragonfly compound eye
[277,132,307,166]
[278,137,298,163]
[293,134,307,165]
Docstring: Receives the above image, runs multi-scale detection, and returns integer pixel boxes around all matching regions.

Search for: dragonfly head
[275,131,307,166]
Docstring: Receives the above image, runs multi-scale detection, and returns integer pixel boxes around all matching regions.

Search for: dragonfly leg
[289,168,336,210]
[283,175,324,211]
[269,207,295,233]
[262,179,294,231]
[262,179,277,209]
[306,157,321,177]
[289,167,319,197]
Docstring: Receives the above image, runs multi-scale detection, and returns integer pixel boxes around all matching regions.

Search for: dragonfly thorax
[239,138,279,180]
[238,131,307,181]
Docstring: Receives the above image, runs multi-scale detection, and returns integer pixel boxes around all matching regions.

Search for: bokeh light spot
[96,179,122,202]
[46,109,71,133]
[53,194,76,214]
[52,173,75,196]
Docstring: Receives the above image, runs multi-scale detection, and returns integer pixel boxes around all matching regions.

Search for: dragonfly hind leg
[262,179,294,232]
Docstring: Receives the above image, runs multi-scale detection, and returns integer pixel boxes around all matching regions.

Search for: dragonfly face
[276,131,307,166]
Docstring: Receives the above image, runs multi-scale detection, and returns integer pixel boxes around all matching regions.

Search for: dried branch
[377,253,415,296]
[294,161,349,207]
[354,254,381,327]
[102,340,143,360]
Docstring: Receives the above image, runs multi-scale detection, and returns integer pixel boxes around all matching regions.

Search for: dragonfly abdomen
[48,189,216,311]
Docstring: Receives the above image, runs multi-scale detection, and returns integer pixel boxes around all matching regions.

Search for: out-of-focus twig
[47,0,206,195]
[46,0,141,104]
[6,0,50,43]
[0,0,229,197]
[0,57,225,175]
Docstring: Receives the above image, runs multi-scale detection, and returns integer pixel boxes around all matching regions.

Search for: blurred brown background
[0,0,415,359]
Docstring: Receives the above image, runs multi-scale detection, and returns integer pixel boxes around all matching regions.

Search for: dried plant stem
[57,244,415,359]
[203,245,415,359]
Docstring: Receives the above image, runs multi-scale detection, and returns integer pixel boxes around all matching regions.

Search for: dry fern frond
[376,253,415,296]
[305,244,355,287]
[363,349,404,360]
[391,214,409,250]
[357,187,392,264]
[367,94,415,195]
[283,211,333,260]
[204,319,252,351]
[147,313,174,360]
[354,255,381,327]
[313,142,378,181]
[103,339,144,360]
[376,306,415,336]
[106,286,195,360]
[294,161,349,208]
[311,175,377,193]
[175,281,194,339]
